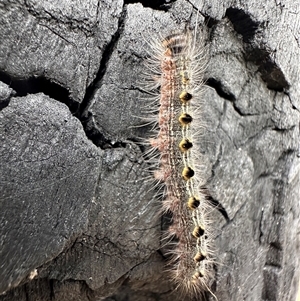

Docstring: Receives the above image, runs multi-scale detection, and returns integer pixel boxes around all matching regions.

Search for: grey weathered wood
[0,0,299,300]
[0,93,101,293]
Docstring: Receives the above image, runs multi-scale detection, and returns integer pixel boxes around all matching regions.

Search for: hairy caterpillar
[141,16,216,299]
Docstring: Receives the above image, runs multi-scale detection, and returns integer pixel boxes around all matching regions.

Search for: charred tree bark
[0,1,299,301]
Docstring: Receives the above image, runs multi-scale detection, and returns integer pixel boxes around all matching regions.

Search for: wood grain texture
[0,0,299,300]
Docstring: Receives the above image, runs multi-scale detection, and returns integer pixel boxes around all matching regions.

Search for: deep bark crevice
[225,7,290,92]
[79,6,128,149]
[206,194,230,222]
[78,7,127,119]
[206,78,236,101]
[124,0,176,11]
[0,71,75,111]
[225,7,260,43]
[243,45,290,92]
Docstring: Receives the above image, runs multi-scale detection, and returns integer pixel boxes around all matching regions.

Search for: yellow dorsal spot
[178,113,193,125]
[179,138,193,152]
[179,90,193,103]
[194,252,206,262]
[182,166,194,181]
[192,225,205,238]
[187,196,200,210]
[192,270,205,282]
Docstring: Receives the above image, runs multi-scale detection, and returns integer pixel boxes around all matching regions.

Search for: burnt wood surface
[0,0,299,300]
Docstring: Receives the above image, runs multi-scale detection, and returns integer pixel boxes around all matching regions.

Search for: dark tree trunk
[0,1,299,301]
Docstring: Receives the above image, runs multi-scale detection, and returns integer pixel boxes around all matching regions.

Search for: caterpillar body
[142,23,215,299]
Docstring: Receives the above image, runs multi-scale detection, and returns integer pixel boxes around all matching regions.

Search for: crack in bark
[0,1,128,149]
[285,91,300,113]
[245,44,289,92]
[24,0,96,37]
[24,284,29,301]
[206,194,230,223]
[226,7,260,43]
[124,0,176,11]
[49,279,55,301]
[206,78,236,101]
[0,71,75,111]
[225,7,290,92]
[258,207,264,244]
[79,6,128,149]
